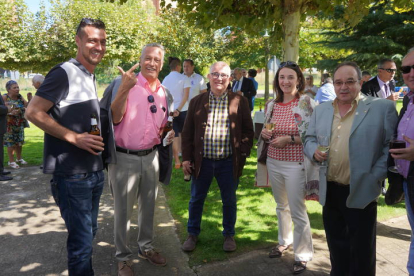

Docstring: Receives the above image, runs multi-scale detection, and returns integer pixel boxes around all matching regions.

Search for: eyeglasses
[211,72,229,79]
[148,95,157,113]
[333,80,358,87]
[280,61,298,68]
[379,68,397,73]
[305,78,310,80]
[401,65,414,74]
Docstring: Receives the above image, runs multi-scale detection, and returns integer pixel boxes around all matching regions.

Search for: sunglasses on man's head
[401,65,414,74]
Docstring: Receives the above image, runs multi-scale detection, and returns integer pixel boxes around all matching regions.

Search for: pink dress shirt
[114,73,168,150]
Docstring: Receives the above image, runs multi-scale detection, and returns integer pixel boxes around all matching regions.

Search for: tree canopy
[318,1,414,77]
[171,0,414,62]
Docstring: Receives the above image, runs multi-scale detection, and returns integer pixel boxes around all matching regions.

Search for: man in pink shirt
[101,43,174,276]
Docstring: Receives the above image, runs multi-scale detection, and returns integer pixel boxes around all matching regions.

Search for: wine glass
[317,135,330,166]
[388,134,406,173]
[265,122,275,143]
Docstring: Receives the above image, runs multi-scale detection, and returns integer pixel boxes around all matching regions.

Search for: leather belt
[116,145,156,156]
[328,181,349,186]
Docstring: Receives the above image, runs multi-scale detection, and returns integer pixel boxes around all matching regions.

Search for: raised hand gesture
[117,63,140,92]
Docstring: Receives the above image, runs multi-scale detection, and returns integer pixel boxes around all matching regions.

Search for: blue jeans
[187,157,239,236]
[51,171,104,276]
[403,181,414,275]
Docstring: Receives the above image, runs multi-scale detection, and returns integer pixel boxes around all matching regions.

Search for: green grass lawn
[1,84,407,266]
[163,141,407,266]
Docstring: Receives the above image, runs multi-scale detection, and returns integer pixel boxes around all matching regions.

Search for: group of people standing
[16,16,414,276]
[258,52,414,276]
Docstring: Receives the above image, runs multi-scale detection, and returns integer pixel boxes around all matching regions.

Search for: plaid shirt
[203,91,232,159]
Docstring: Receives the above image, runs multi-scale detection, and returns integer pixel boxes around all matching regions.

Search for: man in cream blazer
[304,61,398,276]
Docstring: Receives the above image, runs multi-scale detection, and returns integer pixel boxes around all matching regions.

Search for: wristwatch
[290,135,295,145]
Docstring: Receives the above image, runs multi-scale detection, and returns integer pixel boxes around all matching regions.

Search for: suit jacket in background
[0,96,8,134]
[361,76,395,98]
[304,94,398,208]
[236,77,257,111]
[181,92,254,180]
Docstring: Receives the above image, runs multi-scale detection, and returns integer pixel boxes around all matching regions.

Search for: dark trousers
[0,135,4,172]
[51,171,104,276]
[187,157,239,236]
[323,182,377,276]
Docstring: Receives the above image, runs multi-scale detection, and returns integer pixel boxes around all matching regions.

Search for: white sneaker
[17,159,28,165]
[8,162,19,169]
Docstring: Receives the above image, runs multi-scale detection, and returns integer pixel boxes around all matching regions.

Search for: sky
[24,0,51,14]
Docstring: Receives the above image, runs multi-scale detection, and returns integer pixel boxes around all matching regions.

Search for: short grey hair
[233,67,241,74]
[32,74,45,84]
[140,43,165,61]
[333,61,362,81]
[209,61,231,76]
[377,58,395,68]
[403,47,414,60]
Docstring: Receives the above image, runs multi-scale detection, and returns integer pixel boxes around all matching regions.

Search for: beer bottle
[184,162,193,182]
[89,114,100,136]
[162,112,174,138]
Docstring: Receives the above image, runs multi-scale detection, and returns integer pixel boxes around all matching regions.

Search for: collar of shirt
[70,58,93,77]
[377,76,390,94]
[183,72,196,78]
[138,72,162,92]
[408,91,414,102]
[332,92,361,116]
[209,90,228,101]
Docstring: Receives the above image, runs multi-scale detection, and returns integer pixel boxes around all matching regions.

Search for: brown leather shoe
[223,236,237,252]
[138,248,167,266]
[118,260,133,276]
[182,235,198,252]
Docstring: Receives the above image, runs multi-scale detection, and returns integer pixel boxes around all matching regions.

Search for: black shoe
[2,171,11,175]
[0,175,13,181]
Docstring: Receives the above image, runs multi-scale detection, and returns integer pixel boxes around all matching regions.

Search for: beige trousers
[267,158,314,262]
[108,149,159,261]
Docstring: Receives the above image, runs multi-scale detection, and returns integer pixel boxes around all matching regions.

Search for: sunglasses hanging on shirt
[148,95,157,113]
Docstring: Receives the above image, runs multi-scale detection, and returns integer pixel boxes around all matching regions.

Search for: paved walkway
[0,166,411,275]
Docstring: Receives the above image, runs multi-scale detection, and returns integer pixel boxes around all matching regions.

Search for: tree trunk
[281,10,301,62]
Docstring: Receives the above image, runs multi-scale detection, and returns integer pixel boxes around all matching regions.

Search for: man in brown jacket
[181,61,254,252]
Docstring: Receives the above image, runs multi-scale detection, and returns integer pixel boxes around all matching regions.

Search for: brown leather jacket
[182,92,254,180]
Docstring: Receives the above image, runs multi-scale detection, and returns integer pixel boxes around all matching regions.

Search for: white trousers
[108,149,159,261]
[267,158,313,261]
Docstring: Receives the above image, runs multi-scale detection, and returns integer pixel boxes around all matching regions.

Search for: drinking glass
[6,102,14,115]
[265,122,275,143]
[388,134,406,173]
[317,135,330,166]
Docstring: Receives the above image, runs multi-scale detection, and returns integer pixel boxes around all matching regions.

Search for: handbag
[257,140,269,164]
[385,171,404,205]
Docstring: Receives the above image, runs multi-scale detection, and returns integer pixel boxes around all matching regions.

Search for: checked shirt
[203,91,232,160]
